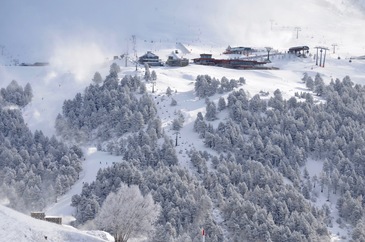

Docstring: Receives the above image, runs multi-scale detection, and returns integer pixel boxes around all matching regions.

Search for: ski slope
[1,0,365,241]
[2,51,365,241]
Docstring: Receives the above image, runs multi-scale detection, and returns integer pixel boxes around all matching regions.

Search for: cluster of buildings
[137,45,311,70]
[192,53,269,69]
[138,50,188,67]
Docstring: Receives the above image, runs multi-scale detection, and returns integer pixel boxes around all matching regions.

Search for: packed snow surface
[0,204,113,242]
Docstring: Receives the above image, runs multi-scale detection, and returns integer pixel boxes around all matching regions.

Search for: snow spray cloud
[48,37,113,83]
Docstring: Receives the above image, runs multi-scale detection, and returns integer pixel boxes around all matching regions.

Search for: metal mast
[132,35,137,71]
[294,27,301,39]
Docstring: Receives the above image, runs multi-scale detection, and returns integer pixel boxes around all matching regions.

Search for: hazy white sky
[1,0,365,61]
[0,1,215,54]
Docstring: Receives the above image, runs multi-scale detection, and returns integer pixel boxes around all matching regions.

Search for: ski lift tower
[132,35,138,71]
[294,26,301,39]
[314,46,330,67]
[123,37,129,67]
[265,47,273,62]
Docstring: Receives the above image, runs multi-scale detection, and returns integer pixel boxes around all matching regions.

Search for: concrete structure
[288,46,309,57]
[30,212,45,220]
[166,50,189,67]
[30,212,62,225]
[45,216,62,225]
[139,51,163,66]
[224,46,254,55]
[193,54,270,69]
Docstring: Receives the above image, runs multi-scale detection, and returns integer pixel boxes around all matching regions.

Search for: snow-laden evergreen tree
[56,74,157,142]
[144,63,151,82]
[194,112,207,138]
[249,94,266,113]
[24,83,33,104]
[172,118,182,131]
[151,70,157,81]
[268,89,284,112]
[229,78,238,90]
[139,82,147,94]
[192,74,365,240]
[314,73,325,96]
[220,76,230,92]
[306,76,314,90]
[239,77,246,85]
[302,72,309,83]
[92,71,103,85]
[205,101,217,121]
[166,86,173,96]
[170,98,177,106]
[0,80,33,107]
[190,150,208,174]
[218,97,226,111]
[195,75,241,98]
[64,72,365,240]
[352,219,365,241]
[110,62,121,74]
[0,91,83,211]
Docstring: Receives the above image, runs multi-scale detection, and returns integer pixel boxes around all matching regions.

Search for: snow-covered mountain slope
[2,0,365,241]
[1,52,361,240]
[0,204,113,242]
[45,147,123,223]
[2,52,365,138]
